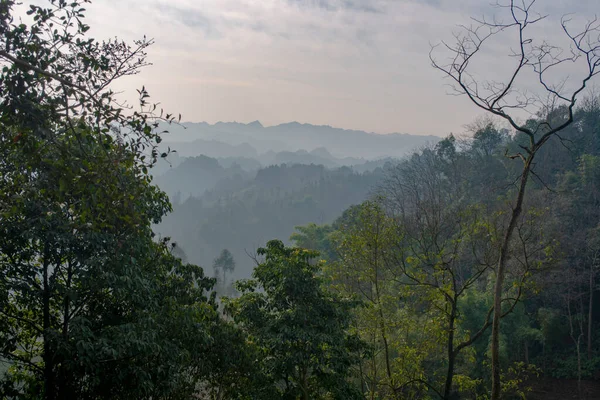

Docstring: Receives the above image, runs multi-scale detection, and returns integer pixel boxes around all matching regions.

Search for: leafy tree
[470,122,508,158]
[224,240,363,400]
[213,249,236,288]
[290,222,336,262]
[0,1,225,398]
[198,319,275,400]
[0,115,224,400]
[331,195,552,400]
[381,147,557,398]
[330,201,429,399]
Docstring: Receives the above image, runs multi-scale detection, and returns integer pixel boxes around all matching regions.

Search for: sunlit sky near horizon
[50,0,600,136]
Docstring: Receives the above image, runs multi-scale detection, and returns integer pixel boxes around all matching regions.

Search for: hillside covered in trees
[155,161,386,280]
[292,109,600,398]
[2,1,600,400]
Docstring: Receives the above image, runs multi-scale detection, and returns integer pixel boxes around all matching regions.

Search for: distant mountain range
[151,121,440,276]
[158,121,440,159]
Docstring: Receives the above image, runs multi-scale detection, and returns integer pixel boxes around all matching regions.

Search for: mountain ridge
[160,120,440,159]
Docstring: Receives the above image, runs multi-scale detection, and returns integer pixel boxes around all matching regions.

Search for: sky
[66,0,600,135]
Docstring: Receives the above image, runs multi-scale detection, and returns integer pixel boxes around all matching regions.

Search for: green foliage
[297,103,600,397]
[499,362,540,400]
[290,223,337,262]
[225,240,363,399]
[327,201,424,399]
[471,123,508,158]
[213,248,236,293]
[0,1,228,398]
[548,353,600,380]
[0,114,224,399]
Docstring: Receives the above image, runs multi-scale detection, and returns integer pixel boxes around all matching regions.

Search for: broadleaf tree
[0,1,225,398]
[224,240,364,400]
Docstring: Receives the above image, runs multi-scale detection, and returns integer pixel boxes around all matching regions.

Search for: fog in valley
[152,121,438,280]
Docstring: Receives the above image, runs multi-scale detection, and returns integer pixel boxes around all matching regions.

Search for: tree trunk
[443,302,457,400]
[57,261,73,400]
[43,250,55,400]
[588,263,594,360]
[373,239,394,390]
[371,331,378,400]
[379,314,393,387]
[567,296,584,399]
[358,355,367,399]
[300,367,309,400]
[577,334,582,399]
[491,156,533,400]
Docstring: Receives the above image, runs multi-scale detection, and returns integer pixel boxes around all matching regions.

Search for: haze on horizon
[68,0,598,136]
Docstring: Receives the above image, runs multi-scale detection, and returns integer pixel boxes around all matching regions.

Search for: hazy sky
[74,0,599,135]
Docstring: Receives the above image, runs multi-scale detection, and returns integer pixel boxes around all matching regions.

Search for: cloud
[286,0,385,13]
[155,4,218,37]
[74,0,600,136]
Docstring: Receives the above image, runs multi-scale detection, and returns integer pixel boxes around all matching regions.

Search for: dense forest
[156,161,386,279]
[2,0,600,399]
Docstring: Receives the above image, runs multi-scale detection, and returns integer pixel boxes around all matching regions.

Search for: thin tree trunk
[577,334,582,399]
[588,262,594,360]
[62,262,71,338]
[371,330,378,400]
[375,295,393,397]
[373,234,393,391]
[43,248,55,400]
[578,297,585,399]
[443,302,457,400]
[567,294,584,400]
[57,261,73,400]
[301,367,309,400]
[379,313,393,386]
[491,156,533,400]
[358,353,367,397]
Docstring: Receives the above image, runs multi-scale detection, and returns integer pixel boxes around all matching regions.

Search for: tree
[431,1,600,397]
[550,153,600,388]
[0,1,224,398]
[0,114,224,400]
[470,121,508,159]
[290,223,337,262]
[331,201,430,399]
[224,240,363,400]
[213,249,236,287]
[378,145,552,399]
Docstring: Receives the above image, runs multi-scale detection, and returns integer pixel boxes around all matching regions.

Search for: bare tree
[430,1,600,398]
